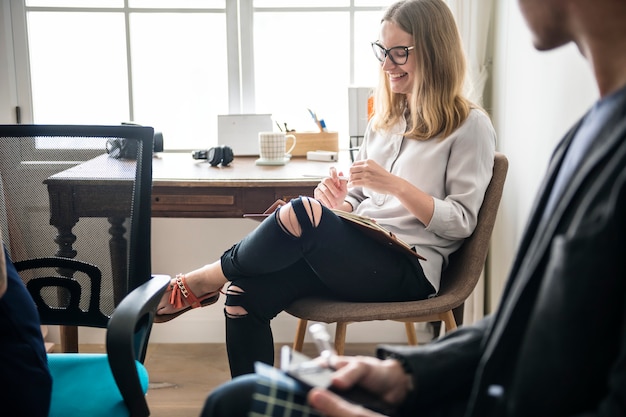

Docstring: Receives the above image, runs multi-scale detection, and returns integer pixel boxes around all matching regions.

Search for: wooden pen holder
[289,131,339,157]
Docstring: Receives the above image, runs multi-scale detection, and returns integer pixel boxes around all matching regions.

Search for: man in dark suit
[201,0,626,415]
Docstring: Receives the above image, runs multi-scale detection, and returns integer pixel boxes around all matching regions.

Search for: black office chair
[0,124,168,417]
[0,124,156,349]
[14,258,169,417]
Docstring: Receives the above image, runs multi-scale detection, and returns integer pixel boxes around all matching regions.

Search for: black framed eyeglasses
[371,42,414,66]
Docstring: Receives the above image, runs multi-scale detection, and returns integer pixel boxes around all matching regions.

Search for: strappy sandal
[155,273,221,323]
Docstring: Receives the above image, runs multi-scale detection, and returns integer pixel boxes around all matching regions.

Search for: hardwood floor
[143,343,381,417]
[80,322,434,417]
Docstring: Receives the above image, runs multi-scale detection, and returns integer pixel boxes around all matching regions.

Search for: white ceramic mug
[258,132,297,161]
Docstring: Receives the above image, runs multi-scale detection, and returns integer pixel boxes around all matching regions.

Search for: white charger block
[307,150,338,162]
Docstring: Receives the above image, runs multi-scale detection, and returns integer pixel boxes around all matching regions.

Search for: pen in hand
[302,174,348,181]
[329,167,348,186]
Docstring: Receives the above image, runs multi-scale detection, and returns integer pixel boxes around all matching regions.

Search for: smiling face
[378,20,416,98]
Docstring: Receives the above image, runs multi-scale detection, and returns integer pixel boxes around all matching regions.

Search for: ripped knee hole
[225,285,248,318]
[225,305,248,318]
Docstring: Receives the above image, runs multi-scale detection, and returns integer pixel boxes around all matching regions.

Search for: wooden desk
[150,153,328,217]
[46,152,342,254]
[45,152,341,351]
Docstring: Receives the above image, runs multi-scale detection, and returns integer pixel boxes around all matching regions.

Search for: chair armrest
[106,274,170,417]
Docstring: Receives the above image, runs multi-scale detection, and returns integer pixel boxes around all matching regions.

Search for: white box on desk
[218,114,273,156]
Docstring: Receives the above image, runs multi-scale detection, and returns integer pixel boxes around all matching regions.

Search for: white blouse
[344,109,497,292]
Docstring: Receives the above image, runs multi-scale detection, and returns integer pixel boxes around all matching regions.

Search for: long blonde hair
[371,0,472,140]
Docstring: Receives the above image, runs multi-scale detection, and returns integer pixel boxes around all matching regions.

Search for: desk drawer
[241,186,315,214]
[151,185,315,218]
[152,186,241,217]
[71,184,132,217]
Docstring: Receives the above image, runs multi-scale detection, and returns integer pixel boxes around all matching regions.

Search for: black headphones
[192,145,234,166]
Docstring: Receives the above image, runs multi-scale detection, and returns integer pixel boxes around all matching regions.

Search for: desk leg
[53,224,77,259]
[53,223,79,353]
[51,217,128,350]
[60,326,79,353]
[108,217,128,306]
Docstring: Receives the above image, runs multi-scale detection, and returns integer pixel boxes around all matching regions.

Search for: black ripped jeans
[219,197,434,377]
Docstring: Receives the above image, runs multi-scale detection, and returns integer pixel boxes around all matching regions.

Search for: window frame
[9,0,397,150]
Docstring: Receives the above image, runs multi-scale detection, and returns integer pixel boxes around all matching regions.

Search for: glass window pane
[354,11,385,87]
[354,0,395,6]
[130,13,228,150]
[129,0,225,8]
[21,2,398,150]
[27,12,130,124]
[26,1,123,7]
[254,1,349,7]
[254,11,351,147]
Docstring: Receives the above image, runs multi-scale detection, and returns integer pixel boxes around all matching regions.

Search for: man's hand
[307,356,413,416]
[308,388,388,417]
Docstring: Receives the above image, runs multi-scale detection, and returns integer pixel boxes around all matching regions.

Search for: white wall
[1,1,600,344]
[487,1,597,310]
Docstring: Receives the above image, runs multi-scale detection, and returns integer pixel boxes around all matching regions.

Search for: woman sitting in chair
[156,0,496,378]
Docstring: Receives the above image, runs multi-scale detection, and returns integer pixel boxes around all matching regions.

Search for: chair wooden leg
[441,311,457,334]
[431,302,465,338]
[452,303,464,326]
[404,322,419,345]
[293,319,308,352]
[334,322,348,355]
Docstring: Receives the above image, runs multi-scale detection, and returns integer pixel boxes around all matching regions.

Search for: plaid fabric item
[249,362,323,417]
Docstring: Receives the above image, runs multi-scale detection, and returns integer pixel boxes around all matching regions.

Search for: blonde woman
[157,0,495,380]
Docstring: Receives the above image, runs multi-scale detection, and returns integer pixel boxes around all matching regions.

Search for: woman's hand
[349,159,435,225]
[307,356,413,417]
[314,167,349,209]
[348,159,400,195]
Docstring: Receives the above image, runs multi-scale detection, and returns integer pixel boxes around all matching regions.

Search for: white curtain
[446,0,495,107]
[446,0,495,323]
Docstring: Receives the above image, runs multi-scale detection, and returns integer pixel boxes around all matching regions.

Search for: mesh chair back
[0,125,154,317]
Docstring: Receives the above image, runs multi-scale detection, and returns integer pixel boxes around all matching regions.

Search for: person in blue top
[0,227,52,416]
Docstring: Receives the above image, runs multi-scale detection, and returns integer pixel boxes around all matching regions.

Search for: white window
[11,0,396,150]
